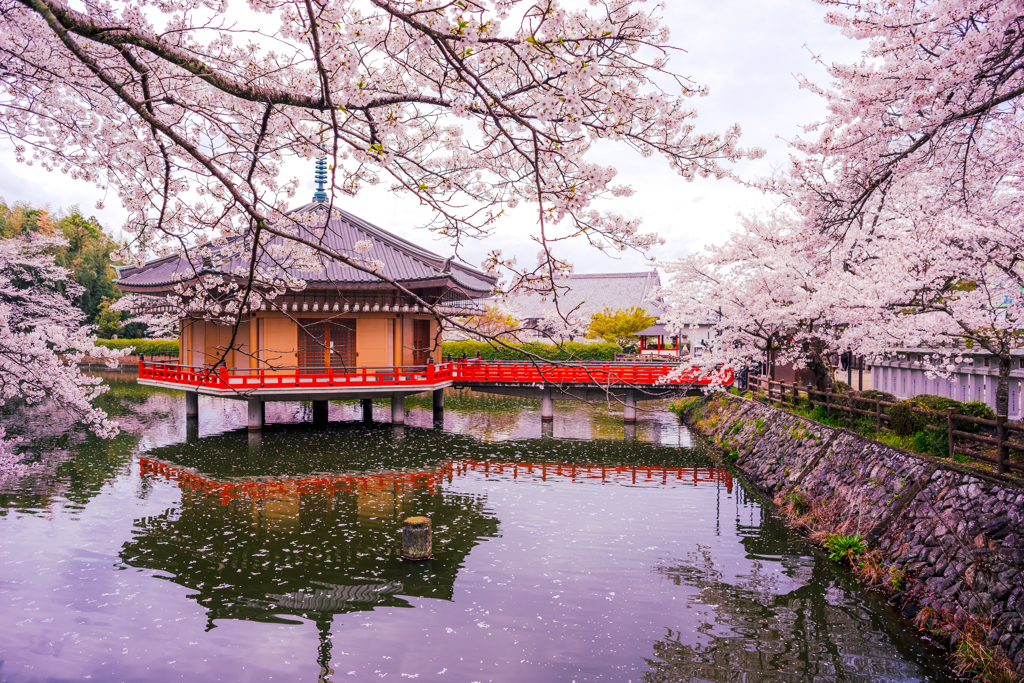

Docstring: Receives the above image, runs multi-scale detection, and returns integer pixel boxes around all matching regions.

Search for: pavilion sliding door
[412,319,431,366]
[299,320,356,372]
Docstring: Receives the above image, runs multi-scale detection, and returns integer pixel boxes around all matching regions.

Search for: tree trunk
[996,353,1011,419]
[803,337,835,392]
[808,352,835,392]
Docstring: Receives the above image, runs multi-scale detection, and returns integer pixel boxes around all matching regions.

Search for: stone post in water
[541,386,554,420]
[402,516,432,560]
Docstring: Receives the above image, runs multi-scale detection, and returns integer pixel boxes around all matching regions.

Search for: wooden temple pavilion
[115,201,497,428]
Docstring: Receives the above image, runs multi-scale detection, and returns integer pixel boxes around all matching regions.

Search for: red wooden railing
[138,359,732,390]
[451,359,731,386]
[139,361,454,390]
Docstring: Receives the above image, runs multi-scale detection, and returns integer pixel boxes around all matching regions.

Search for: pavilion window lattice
[299,320,356,371]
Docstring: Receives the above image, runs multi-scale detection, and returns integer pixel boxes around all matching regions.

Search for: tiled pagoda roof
[115,202,496,297]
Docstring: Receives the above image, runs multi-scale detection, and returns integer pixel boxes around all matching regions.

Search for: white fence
[871,351,1024,420]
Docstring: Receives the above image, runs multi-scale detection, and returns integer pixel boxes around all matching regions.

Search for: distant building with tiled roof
[485,270,715,356]
[504,271,663,322]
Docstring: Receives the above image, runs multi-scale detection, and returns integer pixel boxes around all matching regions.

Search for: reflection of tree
[644,487,951,683]
[118,481,499,625]
[0,375,198,508]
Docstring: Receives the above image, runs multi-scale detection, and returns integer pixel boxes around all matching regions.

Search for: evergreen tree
[0,199,123,326]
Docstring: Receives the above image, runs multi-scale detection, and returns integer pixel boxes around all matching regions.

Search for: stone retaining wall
[681,393,1024,678]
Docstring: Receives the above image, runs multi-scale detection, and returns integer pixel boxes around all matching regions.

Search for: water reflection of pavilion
[122,460,499,623]
[122,457,502,678]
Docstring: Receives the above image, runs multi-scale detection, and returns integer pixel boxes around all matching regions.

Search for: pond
[0,374,955,682]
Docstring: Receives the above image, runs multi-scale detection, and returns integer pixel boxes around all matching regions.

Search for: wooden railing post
[826,390,832,416]
[946,407,955,459]
[806,384,813,410]
[997,414,1008,474]
[876,399,882,432]
[791,382,798,407]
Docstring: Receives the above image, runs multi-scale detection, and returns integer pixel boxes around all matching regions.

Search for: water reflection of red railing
[443,460,733,491]
[139,458,445,505]
[140,458,733,504]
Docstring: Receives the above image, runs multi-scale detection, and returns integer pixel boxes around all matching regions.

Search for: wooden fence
[749,376,1024,476]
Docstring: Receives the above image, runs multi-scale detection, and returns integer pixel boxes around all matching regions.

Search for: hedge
[93,338,621,360]
[95,338,179,356]
[889,394,995,436]
[441,340,622,362]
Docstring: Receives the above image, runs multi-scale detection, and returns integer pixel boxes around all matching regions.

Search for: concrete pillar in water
[541,419,554,439]
[185,391,199,418]
[361,399,373,423]
[541,386,554,420]
[432,388,444,427]
[624,389,637,423]
[312,400,328,425]
[248,429,262,454]
[402,516,432,560]
[623,422,637,442]
[248,398,264,430]
[391,394,405,424]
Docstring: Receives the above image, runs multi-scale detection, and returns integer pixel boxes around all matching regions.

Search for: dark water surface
[1,375,955,682]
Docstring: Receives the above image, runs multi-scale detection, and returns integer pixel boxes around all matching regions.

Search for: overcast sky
[0,0,864,276]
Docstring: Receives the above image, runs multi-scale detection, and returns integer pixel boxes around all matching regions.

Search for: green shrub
[910,428,950,458]
[859,389,897,403]
[913,394,964,413]
[788,489,809,514]
[960,401,996,423]
[890,395,995,437]
[853,415,877,435]
[824,533,867,564]
[889,401,917,436]
[94,338,179,356]
[441,340,622,362]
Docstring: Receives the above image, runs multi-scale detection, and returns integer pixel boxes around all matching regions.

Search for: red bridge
[138,359,732,429]
[139,359,728,392]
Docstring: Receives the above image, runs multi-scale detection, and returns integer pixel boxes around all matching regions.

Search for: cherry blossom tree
[788,0,1024,236]
[774,0,1024,417]
[0,232,126,461]
[110,294,180,339]
[661,210,843,390]
[819,180,1024,418]
[0,0,759,344]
